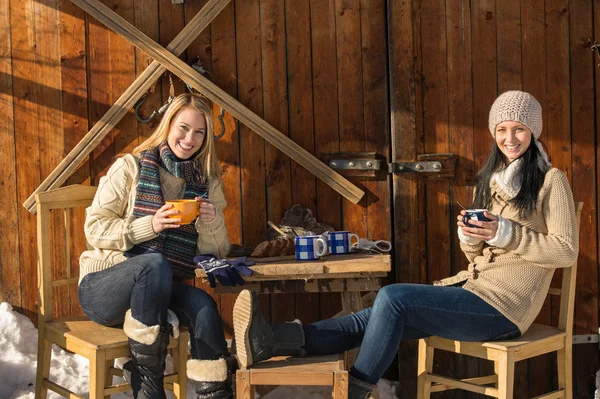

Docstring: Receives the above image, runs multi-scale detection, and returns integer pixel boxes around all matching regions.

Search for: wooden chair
[235,354,348,398]
[416,202,583,399]
[34,185,189,399]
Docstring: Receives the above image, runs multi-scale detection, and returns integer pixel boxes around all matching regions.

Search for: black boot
[187,355,238,399]
[122,309,179,399]
[348,374,376,399]
[233,289,306,368]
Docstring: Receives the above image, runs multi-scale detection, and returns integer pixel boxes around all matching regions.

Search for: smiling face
[167,107,207,160]
[494,121,533,163]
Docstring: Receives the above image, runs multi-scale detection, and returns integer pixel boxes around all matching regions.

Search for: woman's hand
[152,203,181,233]
[197,197,216,223]
[457,210,499,241]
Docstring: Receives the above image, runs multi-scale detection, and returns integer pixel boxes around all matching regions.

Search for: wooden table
[195,252,391,365]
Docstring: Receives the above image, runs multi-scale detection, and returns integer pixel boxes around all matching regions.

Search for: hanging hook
[134,94,174,123]
[214,107,226,140]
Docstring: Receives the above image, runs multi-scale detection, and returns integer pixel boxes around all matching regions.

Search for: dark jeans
[78,253,228,360]
[303,283,520,385]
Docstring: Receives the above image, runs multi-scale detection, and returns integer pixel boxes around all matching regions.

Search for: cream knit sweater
[79,154,230,282]
[435,167,578,334]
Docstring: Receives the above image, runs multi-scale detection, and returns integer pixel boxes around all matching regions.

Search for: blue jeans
[303,284,520,385]
[78,253,228,360]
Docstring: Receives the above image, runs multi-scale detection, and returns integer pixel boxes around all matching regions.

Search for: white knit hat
[488,90,543,139]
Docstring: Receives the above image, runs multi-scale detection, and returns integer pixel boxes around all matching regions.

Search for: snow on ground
[0,302,398,398]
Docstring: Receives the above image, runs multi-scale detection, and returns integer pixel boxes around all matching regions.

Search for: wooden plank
[87,0,112,186]
[284,0,320,328]
[471,0,499,388]
[159,0,186,96]
[59,0,90,316]
[521,0,551,394]
[446,0,477,391]
[110,0,137,158]
[496,0,522,91]
[209,0,240,343]
[310,0,343,321]
[336,0,367,237]
[235,0,265,246]
[260,0,293,324]
[360,0,391,279]
[235,0,271,328]
[0,0,21,307]
[388,0,419,395]
[11,0,42,321]
[212,278,382,295]
[133,0,159,143]
[23,0,232,213]
[571,0,599,397]
[418,1,456,394]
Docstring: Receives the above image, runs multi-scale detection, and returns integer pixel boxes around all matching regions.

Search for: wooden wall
[1,0,599,397]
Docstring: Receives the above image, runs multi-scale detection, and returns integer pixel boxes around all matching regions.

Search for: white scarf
[491,140,551,199]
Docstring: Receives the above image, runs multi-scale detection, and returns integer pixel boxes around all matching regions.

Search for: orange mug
[165,199,204,225]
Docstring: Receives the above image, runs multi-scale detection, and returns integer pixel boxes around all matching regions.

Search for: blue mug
[462,209,490,228]
[327,231,359,255]
[295,236,327,260]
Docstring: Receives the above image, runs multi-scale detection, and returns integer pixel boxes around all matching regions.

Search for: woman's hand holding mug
[197,196,216,223]
[152,203,182,233]
[457,210,499,241]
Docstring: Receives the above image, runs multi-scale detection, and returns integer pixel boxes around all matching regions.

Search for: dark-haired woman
[231,90,579,398]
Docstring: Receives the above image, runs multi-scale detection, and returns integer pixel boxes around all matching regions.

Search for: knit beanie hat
[488,90,542,139]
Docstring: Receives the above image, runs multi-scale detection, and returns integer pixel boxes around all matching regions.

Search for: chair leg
[35,337,52,399]
[89,351,107,399]
[495,352,514,399]
[332,370,349,399]
[236,370,254,399]
[172,333,189,399]
[104,360,113,399]
[416,339,434,399]
[557,342,573,399]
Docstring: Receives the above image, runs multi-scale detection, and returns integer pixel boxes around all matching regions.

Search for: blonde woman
[79,94,234,398]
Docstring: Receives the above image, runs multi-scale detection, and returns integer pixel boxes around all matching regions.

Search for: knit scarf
[126,142,208,279]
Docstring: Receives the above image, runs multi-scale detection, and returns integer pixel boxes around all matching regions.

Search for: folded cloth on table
[352,238,392,254]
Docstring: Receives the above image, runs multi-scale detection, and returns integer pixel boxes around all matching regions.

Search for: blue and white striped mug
[327,231,359,255]
[295,235,327,260]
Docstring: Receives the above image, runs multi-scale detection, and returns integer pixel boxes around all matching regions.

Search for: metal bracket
[329,159,381,171]
[572,334,599,345]
[389,161,442,173]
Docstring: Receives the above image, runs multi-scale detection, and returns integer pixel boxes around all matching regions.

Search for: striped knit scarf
[126,142,208,279]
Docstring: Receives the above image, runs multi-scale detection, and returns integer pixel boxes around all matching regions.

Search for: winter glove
[194,255,255,288]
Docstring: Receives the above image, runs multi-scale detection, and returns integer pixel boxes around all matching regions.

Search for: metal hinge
[572,331,600,346]
[388,161,441,173]
[324,152,457,179]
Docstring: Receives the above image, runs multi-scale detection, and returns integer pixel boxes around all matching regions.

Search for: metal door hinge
[388,161,441,173]
[323,152,456,179]
[573,331,600,346]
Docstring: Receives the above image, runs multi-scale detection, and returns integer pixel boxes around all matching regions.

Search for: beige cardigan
[435,168,578,334]
[79,154,230,282]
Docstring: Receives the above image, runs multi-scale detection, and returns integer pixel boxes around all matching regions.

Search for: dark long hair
[473,139,549,218]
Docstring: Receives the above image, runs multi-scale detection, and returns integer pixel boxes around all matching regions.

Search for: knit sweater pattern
[435,168,578,334]
[79,154,230,282]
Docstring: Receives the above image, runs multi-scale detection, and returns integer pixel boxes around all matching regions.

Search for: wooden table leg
[339,291,365,367]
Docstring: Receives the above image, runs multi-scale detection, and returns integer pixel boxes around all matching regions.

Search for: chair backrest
[35,185,97,325]
[550,201,583,335]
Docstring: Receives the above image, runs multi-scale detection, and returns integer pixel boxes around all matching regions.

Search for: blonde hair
[132,93,221,180]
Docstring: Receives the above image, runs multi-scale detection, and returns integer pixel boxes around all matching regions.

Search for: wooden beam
[22,0,232,214]
[70,0,365,205]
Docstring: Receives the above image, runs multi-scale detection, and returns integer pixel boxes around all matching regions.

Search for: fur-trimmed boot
[233,289,306,368]
[187,355,238,399]
[122,309,180,399]
[348,374,376,399]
